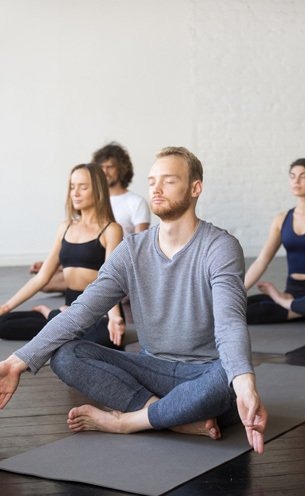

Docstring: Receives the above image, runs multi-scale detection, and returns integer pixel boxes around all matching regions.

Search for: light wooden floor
[0,262,305,495]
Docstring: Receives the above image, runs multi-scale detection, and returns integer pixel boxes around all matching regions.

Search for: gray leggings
[50,340,239,430]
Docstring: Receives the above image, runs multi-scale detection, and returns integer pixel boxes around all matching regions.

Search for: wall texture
[1,0,305,265]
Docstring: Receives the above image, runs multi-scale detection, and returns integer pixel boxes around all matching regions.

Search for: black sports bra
[59,222,111,271]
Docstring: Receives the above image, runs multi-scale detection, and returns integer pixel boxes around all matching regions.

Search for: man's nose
[152,180,163,194]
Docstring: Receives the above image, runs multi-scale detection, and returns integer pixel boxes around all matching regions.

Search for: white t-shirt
[110,191,150,236]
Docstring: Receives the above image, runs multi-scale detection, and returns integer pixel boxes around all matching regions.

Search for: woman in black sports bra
[245,158,305,324]
[0,163,125,347]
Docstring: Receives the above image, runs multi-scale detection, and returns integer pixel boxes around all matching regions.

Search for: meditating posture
[254,282,305,318]
[0,163,125,346]
[245,158,305,324]
[32,141,150,293]
[0,147,267,453]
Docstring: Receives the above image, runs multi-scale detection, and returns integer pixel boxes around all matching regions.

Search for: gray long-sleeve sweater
[15,221,253,383]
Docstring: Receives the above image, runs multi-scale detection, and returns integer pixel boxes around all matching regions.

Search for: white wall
[193,0,305,254]
[1,0,305,265]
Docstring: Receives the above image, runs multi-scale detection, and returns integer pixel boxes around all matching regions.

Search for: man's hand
[108,316,125,347]
[0,355,28,409]
[233,373,268,454]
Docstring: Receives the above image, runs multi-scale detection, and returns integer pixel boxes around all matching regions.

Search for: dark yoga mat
[249,321,305,354]
[0,363,304,496]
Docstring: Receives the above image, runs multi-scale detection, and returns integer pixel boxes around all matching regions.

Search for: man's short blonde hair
[156,146,203,183]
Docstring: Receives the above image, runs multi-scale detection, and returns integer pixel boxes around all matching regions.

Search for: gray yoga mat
[249,321,305,354]
[0,363,304,495]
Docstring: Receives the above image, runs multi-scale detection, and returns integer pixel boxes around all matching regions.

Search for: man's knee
[50,340,79,376]
[50,339,107,376]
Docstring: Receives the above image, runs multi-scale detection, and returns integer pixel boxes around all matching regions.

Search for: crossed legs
[257,282,303,319]
[50,340,238,438]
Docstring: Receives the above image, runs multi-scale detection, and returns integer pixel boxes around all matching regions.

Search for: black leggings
[0,287,123,349]
[247,277,305,324]
[291,297,305,315]
[0,310,48,340]
[0,310,121,349]
[0,288,77,340]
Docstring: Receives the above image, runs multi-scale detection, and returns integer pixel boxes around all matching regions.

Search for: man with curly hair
[92,142,150,236]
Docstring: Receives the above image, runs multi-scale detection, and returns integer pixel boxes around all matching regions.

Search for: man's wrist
[232,372,256,395]
[6,354,28,373]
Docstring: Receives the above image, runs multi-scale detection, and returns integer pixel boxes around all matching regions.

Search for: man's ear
[191,180,203,198]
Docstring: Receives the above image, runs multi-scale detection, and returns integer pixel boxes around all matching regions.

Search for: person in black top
[0,163,125,346]
[29,142,150,293]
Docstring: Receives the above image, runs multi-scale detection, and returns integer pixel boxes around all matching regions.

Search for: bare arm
[134,222,150,233]
[244,213,285,290]
[0,223,67,315]
[232,373,268,454]
[101,223,125,346]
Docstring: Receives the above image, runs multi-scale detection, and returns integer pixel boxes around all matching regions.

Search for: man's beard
[107,178,120,188]
[151,188,192,221]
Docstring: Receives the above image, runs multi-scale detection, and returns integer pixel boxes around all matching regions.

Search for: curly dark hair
[92,142,134,188]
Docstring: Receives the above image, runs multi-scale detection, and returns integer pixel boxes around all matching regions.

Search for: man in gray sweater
[0,146,267,453]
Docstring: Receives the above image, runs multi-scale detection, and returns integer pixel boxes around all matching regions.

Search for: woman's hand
[108,316,125,347]
[0,304,10,316]
[59,305,69,312]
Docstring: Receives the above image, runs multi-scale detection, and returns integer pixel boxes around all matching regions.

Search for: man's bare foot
[67,405,124,433]
[67,404,221,440]
[171,418,221,439]
[32,305,51,319]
